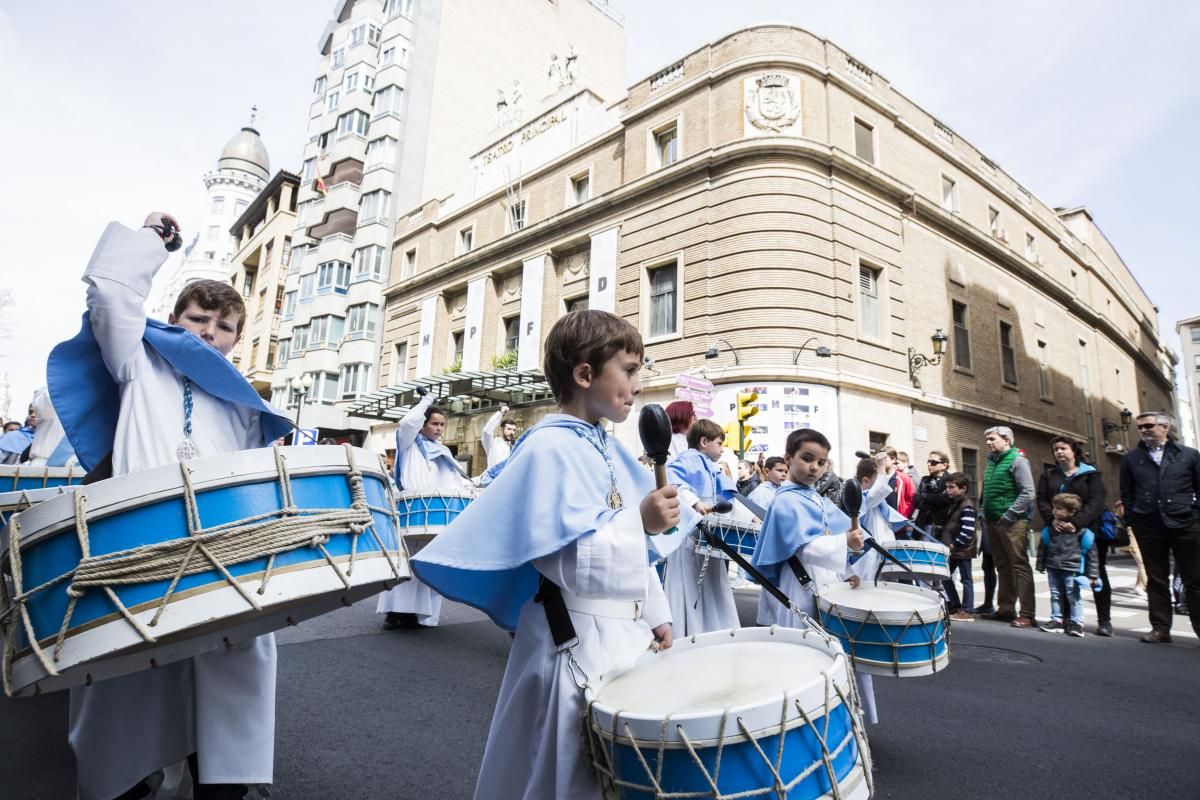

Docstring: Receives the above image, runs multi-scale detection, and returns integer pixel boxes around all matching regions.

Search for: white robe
[480,408,512,469]
[663,483,740,636]
[69,222,275,798]
[474,509,670,800]
[376,392,473,625]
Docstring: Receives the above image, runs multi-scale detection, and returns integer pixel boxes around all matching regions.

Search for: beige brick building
[363,25,1174,495]
[1177,315,1200,446]
[229,170,299,398]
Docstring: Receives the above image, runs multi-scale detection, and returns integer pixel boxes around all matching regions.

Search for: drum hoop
[0,464,85,493]
[885,540,949,553]
[395,489,477,501]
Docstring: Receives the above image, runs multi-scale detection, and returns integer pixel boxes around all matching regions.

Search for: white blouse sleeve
[532,507,647,600]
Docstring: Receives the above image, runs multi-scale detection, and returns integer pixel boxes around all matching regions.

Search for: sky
[0,0,1197,420]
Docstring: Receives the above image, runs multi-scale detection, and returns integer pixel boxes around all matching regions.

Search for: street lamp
[907,329,950,386]
[792,336,834,364]
[290,373,314,445]
[704,338,741,366]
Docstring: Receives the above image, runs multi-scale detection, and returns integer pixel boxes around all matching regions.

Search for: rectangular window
[941,175,958,213]
[350,24,366,47]
[381,46,395,65]
[233,200,247,219]
[373,86,403,116]
[339,363,372,400]
[999,321,1018,386]
[1193,354,1200,370]
[648,261,678,338]
[503,316,519,353]
[1037,340,1051,399]
[310,314,345,347]
[353,244,386,280]
[206,225,220,242]
[299,272,316,299]
[868,431,889,454]
[281,237,292,267]
[452,330,464,363]
[365,136,396,167]
[274,285,285,314]
[302,159,316,182]
[310,372,339,404]
[292,325,309,352]
[1025,232,1037,261]
[858,264,882,340]
[337,109,369,138]
[509,199,526,232]
[343,70,358,92]
[387,0,414,18]
[347,303,379,337]
[211,197,225,215]
[654,123,678,168]
[241,272,252,298]
[313,75,327,96]
[853,118,874,163]
[457,227,474,255]
[317,261,351,292]
[360,189,391,221]
[952,300,972,369]
[331,48,344,68]
[404,248,417,277]
[960,447,979,486]
[570,172,590,205]
[276,338,290,368]
[283,291,297,318]
[566,296,589,313]
[326,89,340,112]
[368,24,381,46]
[988,206,1001,235]
[1191,328,1200,343]
[393,341,409,382]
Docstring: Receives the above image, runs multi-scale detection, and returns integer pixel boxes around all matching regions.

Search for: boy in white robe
[377,392,473,628]
[410,310,691,800]
[663,418,741,634]
[849,454,914,585]
[747,455,788,510]
[52,214,291,800]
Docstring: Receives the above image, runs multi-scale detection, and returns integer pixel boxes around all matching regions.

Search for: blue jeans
[1046,567,1084,626]
[942,557,974,612]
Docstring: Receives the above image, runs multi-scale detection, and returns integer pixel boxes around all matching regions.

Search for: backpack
[1096,509,1129,547]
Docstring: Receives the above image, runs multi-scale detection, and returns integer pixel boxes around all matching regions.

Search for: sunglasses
[1136,423,1161,430]
[927,460,945,464]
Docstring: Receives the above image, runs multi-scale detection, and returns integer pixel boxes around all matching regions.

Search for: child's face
[1052,506,1073,522]
[699,436,724,461]
[422,412,446,442]
[576,350,641,423]
[786,442,829,486]
[767,462,788,485]
[170,301,241,355]
[945,482,965,498]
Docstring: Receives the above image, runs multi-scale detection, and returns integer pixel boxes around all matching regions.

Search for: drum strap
[534,576,579,650]
[786,555,813,587]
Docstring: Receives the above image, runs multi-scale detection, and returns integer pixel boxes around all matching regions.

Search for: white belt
[560,589,643,621]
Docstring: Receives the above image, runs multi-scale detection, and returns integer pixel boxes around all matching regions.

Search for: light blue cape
[411,414,696,631]
[0,426,34,457]
[46,312,294,472]
[751,482,852,585]
[666,449,738,502]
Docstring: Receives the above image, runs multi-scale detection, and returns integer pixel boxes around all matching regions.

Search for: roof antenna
[249,104,259,126]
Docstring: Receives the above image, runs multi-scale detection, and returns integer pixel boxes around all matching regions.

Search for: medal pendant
[608,486,623,510]
[176,438,198,462]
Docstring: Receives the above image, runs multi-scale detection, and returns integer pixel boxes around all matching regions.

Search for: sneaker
[1067,624,1085,637]
[1096,622,1113,637]
[1038,619,1065,633]
[949,611,974,622]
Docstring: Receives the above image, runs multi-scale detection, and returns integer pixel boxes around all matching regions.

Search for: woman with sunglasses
[914,451,952,537]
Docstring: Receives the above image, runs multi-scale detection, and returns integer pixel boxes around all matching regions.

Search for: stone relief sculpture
[744,73,801,134]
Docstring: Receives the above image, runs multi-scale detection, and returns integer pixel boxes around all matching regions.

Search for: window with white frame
[988,206,1001,235]
[283,291,297,319]
[317,260,351,292]
[365,136,397,167]
[1191,327,1200,344]
[999,321,1018,386]
[302,158,316,182]
[271,387,289,408]
[292,325,309,351]
[403,248,417,277]
[289,243,306,275]
[380,45,396,66]
[310,314,346,347]
[353,244,386,280]
[653,122,678,168]
[363,73,375,93]
[233,200,247,218]
[373,86,403,117]
[360,189,391,221]
[1037,340,1051,399]
[276,338,290,368]
[368,24,381,46]
[393,341,409,381]
[457,226,474,255]
[317,130,332,155]
[344,71,358,92]
[326,89,340,112]
[647,261,679,338]
[339,363,372,399]
[310,372,339,403]
[570,171,590,205]
[299,272,316,300]
[349,24,366,47]
[207,225,220,242]
[281,237,292,268]
[337,109,369,138]
[853,118,874,163]
[211,196,225,215]
[347,303,379,338]
[313,75,327,96]
[858,264,883,340]
[503,315,519,353]
[952,300,972,370]
[941,175,958,213]
[566,296,589,314]
[509,199,526,232]
[240,270,253,298]
[331,48,344,68]
[387,0,414,18]
[450,330,464,366]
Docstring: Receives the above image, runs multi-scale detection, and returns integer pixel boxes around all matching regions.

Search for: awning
[345,369,556,421]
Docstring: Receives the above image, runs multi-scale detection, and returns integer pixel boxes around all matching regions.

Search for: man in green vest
[980,425,1037,627]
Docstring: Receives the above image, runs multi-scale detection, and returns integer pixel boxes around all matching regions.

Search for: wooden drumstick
[638,403,672,489]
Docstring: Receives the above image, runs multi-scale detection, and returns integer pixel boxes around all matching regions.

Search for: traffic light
[730,391,759,457]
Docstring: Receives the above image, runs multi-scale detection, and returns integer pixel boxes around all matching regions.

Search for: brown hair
[543,310,643,403]
[173,280,247,335]
[784,428,830,456]
[883,446,898,459]
[687,418,725,449]
[1051,492,1083,514]
[764,456,785,471]
[1050,435,1086,466]
[945,471,970,490]
[856,457,878,481]
[928,450,950,466]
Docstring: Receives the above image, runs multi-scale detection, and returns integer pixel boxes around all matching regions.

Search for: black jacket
[1119,440,1200,529]
[1036,526,1100,578]
[1036,465,1106,533]
[914,473,952,527]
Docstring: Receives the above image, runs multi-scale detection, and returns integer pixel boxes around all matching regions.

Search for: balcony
[322,181,361,214]
[316,232,355,265]
[307,207,358,240]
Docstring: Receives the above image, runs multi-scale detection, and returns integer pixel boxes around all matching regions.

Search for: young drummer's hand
[847,575,862,589]
[651,622,673,651]
[640,485,680,534]
[143,212,180,234]
[847,528,865,551]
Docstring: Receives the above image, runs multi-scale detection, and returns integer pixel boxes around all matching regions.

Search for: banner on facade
[416,294,437,377]
[462,277,486,371]
[517,255,545,371]
[588,227,619,312]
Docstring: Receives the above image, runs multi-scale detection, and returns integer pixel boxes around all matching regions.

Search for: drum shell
[1,486,76,529]
[1,446,406,697]
[395,491,472,557]
[0,464,86,493]
[817,582,949,678]
[693,516,760,561]
[880,540,951,582]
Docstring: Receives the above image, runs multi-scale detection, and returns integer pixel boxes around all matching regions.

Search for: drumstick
[841,478,862,533]
[638,404,672,489]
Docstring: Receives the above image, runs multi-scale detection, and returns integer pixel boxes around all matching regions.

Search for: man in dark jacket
[1119,412,1200,643]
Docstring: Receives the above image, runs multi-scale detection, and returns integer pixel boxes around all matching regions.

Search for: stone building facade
[1177,314,1200,446]
[372,25,1174,494]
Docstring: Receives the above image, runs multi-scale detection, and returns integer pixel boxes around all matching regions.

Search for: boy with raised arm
[409,310,691,799]
[48,214,292,800]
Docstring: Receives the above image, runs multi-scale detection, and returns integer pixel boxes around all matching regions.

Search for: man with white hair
[1119,411,1200,643]
[979,425,1037,627]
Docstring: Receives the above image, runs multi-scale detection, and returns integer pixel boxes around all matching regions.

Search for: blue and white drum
[395,490,473,557]
[0,464,86,493]
[0,445,407,697]
[694,516,760,561]
[1,486,77,529]
[817,582,948,678]
[880,540,951,583]
[586,626,872,800]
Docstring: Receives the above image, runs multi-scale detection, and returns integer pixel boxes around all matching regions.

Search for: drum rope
[824,602,946,676]
[0,445,403,695]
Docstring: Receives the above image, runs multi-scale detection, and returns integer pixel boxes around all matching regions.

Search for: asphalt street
[3,553,1197,799]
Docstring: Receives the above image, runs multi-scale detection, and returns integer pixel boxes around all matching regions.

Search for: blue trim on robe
[0,427,34,457]
[666,448,738,502]
[46,313,294,472]
[751,482,852,585]
[411,414,697,631]
[395,433,462,487]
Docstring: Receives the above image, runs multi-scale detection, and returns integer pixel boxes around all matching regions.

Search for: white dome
[218,126,270,181]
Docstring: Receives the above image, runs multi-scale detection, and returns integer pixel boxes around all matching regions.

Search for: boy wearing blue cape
[49,214,292,800]
[410,310,688,800]
[663,417,741,634]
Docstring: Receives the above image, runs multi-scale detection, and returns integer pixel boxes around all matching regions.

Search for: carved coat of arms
[745,73,801,133]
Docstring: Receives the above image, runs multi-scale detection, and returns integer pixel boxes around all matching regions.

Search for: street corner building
[304,20,1174,496]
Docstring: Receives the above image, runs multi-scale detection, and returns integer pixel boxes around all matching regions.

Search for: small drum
[694,516,761,560]
[0,464,86,492]
[395,490,473,557]
[1,486,77,529]
[880,540,951,583]
[817,582,948,678]
[0,445,408,697]
[586,626,872,800]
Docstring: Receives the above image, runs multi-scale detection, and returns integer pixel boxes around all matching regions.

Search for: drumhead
[886,540,949,554]
[818,581,944,625]
[821,583,936,612]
